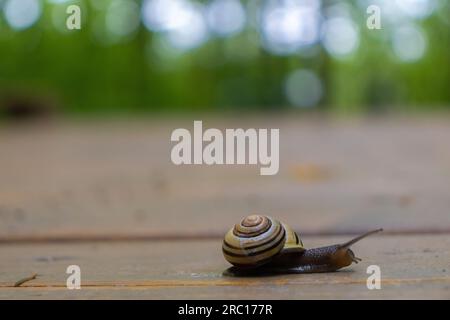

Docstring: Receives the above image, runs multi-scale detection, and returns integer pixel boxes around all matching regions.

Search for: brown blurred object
[0,90,59,121]
[290,163,333,183]
[399,194,416,207]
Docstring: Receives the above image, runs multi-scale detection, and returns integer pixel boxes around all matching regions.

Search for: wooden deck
[0,116,449,299]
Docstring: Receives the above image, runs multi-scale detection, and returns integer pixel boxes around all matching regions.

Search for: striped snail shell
[222,214,304,268]
[223,214,383,276]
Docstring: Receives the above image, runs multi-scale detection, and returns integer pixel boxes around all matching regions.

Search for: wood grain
[0,235,449,299]
[1,117,450,238]
[1,116,450,299]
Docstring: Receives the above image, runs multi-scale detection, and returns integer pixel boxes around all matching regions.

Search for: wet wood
[0,235,449,299]
[1,116,450,299]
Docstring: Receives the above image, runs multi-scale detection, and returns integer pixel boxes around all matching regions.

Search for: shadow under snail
[222,215,382,276]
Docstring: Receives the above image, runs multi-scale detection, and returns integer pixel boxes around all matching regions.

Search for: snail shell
[222,214,304,268]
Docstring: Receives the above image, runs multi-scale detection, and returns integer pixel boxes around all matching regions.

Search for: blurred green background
[0,0,449,117]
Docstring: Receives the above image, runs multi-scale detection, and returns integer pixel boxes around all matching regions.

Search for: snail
[222,214,382,276]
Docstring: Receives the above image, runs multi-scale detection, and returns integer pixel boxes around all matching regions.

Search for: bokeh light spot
[260,0,321,56]
[395,0,437,19]
[142,0,209,52]
[4,0,41,30]
[322,17,359,58]
[285,69,323,108]
[106,0,140,38]
[164,3,209,51]
[206,0,246,37]
[142,0,191,32]
[391,23,427,62]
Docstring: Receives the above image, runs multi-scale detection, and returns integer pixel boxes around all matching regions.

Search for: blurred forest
[0,0,449,117]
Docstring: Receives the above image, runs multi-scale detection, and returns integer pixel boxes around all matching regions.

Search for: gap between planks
[1,277,450,289]
[1,228,450,245]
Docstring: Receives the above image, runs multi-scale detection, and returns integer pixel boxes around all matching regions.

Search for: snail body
[223,214,382,276]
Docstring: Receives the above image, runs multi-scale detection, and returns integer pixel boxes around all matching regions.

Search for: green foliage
[1,0,449,115]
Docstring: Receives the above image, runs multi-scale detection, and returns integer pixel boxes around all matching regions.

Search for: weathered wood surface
[0,116,450,299]
[1,117,450,239]
[0,235,449,299]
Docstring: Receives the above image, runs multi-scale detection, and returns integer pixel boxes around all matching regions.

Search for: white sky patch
[260,0,321,56]
[142,0,192,32]
[4,0,42,30]
[164,3,209,51]
[206,0,246,37]
[47,0,72,3]
[141,0,209,52]
[395,0,437,19]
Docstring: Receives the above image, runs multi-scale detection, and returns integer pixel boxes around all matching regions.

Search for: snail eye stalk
[340,229,383,249]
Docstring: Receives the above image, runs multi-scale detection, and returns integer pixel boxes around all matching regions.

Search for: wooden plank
[0,235,449,299]
[1,117,450,238]
[1,282,448,299]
